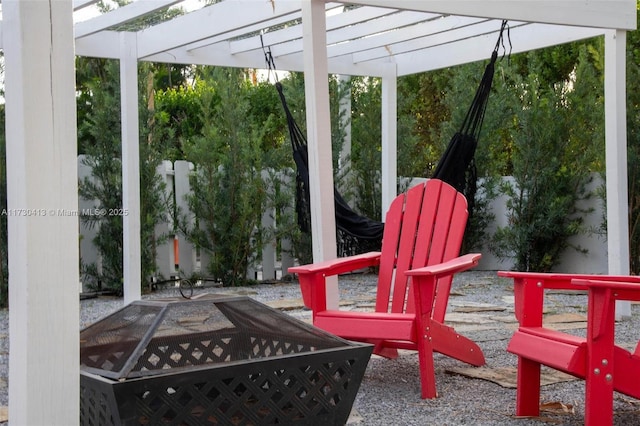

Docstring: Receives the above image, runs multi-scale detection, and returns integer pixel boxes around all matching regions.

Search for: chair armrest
[573,278,640,294]
[573,278,640,343]
[497,271,640,291]
[498,271,580,327]
[289,251,381,311]
[405,253,482,278]
[497,271,640,327]
[406,253,481,321]
[289,251,381,277]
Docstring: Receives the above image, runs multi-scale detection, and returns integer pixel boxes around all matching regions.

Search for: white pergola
[1,0,636,423]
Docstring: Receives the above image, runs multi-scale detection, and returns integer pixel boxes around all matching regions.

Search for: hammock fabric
[275,82,384,257]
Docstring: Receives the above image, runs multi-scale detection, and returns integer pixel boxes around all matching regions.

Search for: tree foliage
[78,58,172,293]
[350,77,383,220]
[78,59,126,290]
[488,44,603,271]
[154,83,209,160]
[399,70,453,178]
[179,68,266,286]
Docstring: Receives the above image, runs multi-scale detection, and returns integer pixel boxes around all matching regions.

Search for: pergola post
[604,29,631,317]
[4,0,79,423]
[121,32,142,304]
[381,63,398,218]
[302,0,339,308]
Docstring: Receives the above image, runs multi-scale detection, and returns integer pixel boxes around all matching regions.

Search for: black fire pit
[80,295,372,425]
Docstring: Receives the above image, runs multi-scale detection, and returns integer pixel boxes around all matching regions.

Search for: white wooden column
[4,1,79,423]
[121,32,142,303]
[302,0,338,308]
[381,63,398,218]
[604,29,631,317]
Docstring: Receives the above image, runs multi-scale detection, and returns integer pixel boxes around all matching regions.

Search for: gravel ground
[1,270,640,425]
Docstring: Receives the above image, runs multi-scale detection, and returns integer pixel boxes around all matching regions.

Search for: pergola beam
[75,30,124,59]
[142,42,388,77]
[258,10,438,58]
[353,19,516,64]
[345,0,637,30]
[74,0,181,38]
[327,14,487,59]
[135,0,302,59]
[73,0,99,12]
[229,5,396,55]
[184,2,344,53]
[395,23,607,76]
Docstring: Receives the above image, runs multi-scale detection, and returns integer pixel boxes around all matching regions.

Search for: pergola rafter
[73,0,181,38]
[346,0,637,29]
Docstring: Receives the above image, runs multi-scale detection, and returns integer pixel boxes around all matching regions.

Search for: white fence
[157,161,297,281]
[475,176,608,273]
[78,157,609,291]
[78,157,295,291]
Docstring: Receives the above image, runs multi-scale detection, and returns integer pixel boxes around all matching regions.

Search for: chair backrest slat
[374,179,468,316]
[431,192,468,321]
[390,183,428,313]
[375,192,405,312]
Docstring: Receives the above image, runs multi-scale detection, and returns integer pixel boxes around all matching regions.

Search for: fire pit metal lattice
[80,295,372,425]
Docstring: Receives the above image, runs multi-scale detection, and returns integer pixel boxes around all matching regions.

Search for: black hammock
[275,82,385,257]
[276,20,508,256]
[432,20,508,215]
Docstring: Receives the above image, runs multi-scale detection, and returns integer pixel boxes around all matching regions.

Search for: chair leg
[366,340,399,359]
[417,330,437,399]
[584,374,613,426]
[584,286,615,426]
[516,357,541,417]
[430,321,485,366]
[373,346,399,359]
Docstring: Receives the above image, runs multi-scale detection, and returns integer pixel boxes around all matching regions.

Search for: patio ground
[1,270,640,424]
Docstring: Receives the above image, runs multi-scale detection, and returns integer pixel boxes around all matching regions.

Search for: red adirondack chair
[289,179,484,399]
[498,271,640,425]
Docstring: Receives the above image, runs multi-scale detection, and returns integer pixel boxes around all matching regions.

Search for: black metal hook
[493,20,512,63]
[260,34,278,82]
